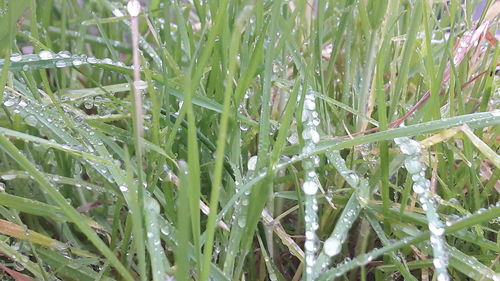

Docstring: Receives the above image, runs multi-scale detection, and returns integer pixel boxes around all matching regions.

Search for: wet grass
[0,0,499,280]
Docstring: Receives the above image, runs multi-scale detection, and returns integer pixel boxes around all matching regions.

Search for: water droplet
[55,61,67,68]
[57,51,71,58]
[72,59,83,66]
[84,98,94,109]
[10,53,23,62]
[119,185,128,192]
[4,98,17,107]
[127,0,141,16]
[429,222,444,236]
[302,180,318,195]
[13,261,25,271]
[404,158,423,174]
[304,99,316,110]
[433,258,445,268]
[24,115,38,126]
[437,273,450,281]
[18,100,28,107]
[239,122,249,131]
[38,50,53,60]
[304,240,314,251]
[237,215,247,228]
[310,130,320,144]
[287,132,299,144]
[1,174,16,180]
[399,141,421,155]
[413,181,427,194]
[324,238,341,256]
[247,156,258,171]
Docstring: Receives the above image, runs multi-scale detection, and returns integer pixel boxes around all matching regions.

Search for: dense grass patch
[0,0,499,280]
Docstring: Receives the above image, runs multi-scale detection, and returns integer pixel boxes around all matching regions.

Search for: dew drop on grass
[239,122,249,131]
[87,56,98,64]
[38,50,54,60]
[58,51,71,58]
[72,59,83,66]
[437,273,450,281]
[324,238,341,257]
[433,258,445,268]
[24,115,38,126]
[119,185,128,192]
[13,261,25,271]
[302,180,318,195]
[310,130,320,144]
[10,53,23,62]
[304,99,316,110]
[55,61,67,68]
[404,158,423,174]
[304,240,314,251]
[127,0,141,16]
[84,98,94,109]
[413,181,426,194]
[429,222,444,236]
[4,98,17,107]
[237,215,247,228]
[18,100,28,107]
[247,156,258,171]
[1,174,16,180]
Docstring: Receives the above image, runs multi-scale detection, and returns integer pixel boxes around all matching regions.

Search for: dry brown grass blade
[0,219,96,258]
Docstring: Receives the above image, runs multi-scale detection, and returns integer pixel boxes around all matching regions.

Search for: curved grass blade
[284,111,500,159]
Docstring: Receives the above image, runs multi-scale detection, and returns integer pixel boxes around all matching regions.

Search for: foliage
[0,0,498,280]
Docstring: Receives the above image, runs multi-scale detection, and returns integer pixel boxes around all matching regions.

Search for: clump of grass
[0,0,499,281]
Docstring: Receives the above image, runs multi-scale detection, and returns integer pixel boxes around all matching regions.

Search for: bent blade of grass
[284,111,500,157]
[214,111,500,234]
[0,135,134,281]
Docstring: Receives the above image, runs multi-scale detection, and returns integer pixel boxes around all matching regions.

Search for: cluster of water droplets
[2,90,118,184]
[300,87,322,279]
[5,51,130,71]
[394,136,449,281]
